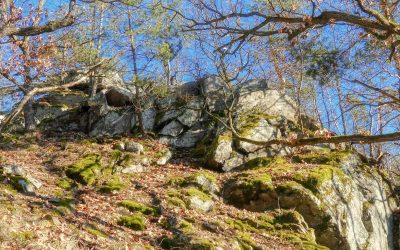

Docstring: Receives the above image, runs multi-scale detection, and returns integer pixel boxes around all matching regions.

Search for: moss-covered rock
[223,150,395,250]
[225,209,327,250]
[65,154,102,185]
[117,214,146,231]
[99,177,125,194]
[57,178,76,190]
[166,187,214,212]
[203,131,233,169]
[9,176,33,193]
[168,172,219,194]
[118,200,159,217]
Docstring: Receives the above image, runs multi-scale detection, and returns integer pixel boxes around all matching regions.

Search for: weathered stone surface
[177,108,202,127]
[185,173,218,194]
[159,120,185,137]
[2,165,26,176]
[89,109,133,137]
[1,165,42,193]
[221,152,245,172]
[38,92,87,108]
[188,196,213,212]
[235,81,297,122]
[142,108,156,131]
[125,142,144,154]
[173,125,209,148]
[156,95,180,110]
[26,175,43,189]
[236,118,281,153]
[198,76,229,112]
[223,151,396,250]
[97,71,126,89]
[175,81,201,96]
[156,149,173,166]
[104,87,133,107]
[157,109,183,125]
[33,103,76,126]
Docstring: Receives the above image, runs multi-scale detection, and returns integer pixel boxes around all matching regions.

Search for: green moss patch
[99,177,125,194]
[165,187,212,210]
[291,150,352,165]
[85,224,109,238]
[190,239,216,250]
[292,165,348,195]
[57,178,76,190]
[117,214,146,230]
[65,154,102,185]
[225,210,327,250]
[118,200,159,217]
[168,172,218,194]
[236,112,277,137]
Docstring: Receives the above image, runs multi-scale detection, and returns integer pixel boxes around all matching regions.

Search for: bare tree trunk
[127,11,145,135]
[23,99,35,131]
[89,4,97,98]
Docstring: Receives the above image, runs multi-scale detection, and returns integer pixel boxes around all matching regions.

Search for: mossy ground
[118,200,159,216]
[117,214,146,230]
[65,154,102,185]
[0,131,356,249]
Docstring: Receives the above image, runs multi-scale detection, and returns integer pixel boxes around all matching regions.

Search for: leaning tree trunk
[23,99,35,131]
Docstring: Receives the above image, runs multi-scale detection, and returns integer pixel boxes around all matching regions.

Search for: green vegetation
[225,209,327,250]
[190,239,216,250]
[85,224,109,238]
[65,154,102,185]
[117,214,146,230]
[118,200,159,216]
[99,177,125,194]
[57,178,76,190]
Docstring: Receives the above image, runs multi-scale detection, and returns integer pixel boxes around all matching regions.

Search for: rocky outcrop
[222,149,397,250]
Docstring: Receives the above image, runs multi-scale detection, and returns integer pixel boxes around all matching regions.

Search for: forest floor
[0,131,299,250]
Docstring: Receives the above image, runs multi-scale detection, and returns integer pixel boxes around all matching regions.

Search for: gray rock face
[173,125,209,148]
[199,76,229,112]
[17,179,34,193]
[206,134,232,168]
[142,108,156,131]
[104,86,133,107]
[236,119,281,153]
[223,152,396,250]
[186,174,218,194]
[159,120,185,137]
[98,71,126,89]
[157,109,183,125]
[1,165,42,193]
[3,165,26,176]
[177,109,202,127]
[236,83,297,122]
[89,109,133,137]
[156,95,180,110]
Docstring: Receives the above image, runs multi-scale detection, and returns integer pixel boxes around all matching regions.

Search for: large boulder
[89,108,134,137]
[235,114,282,153]
[198,76,230,112]
[235,80,297,122]
[104,86,133,107]
[159,120,185,137]
[32,91,88,129]
[223,150,396,250]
